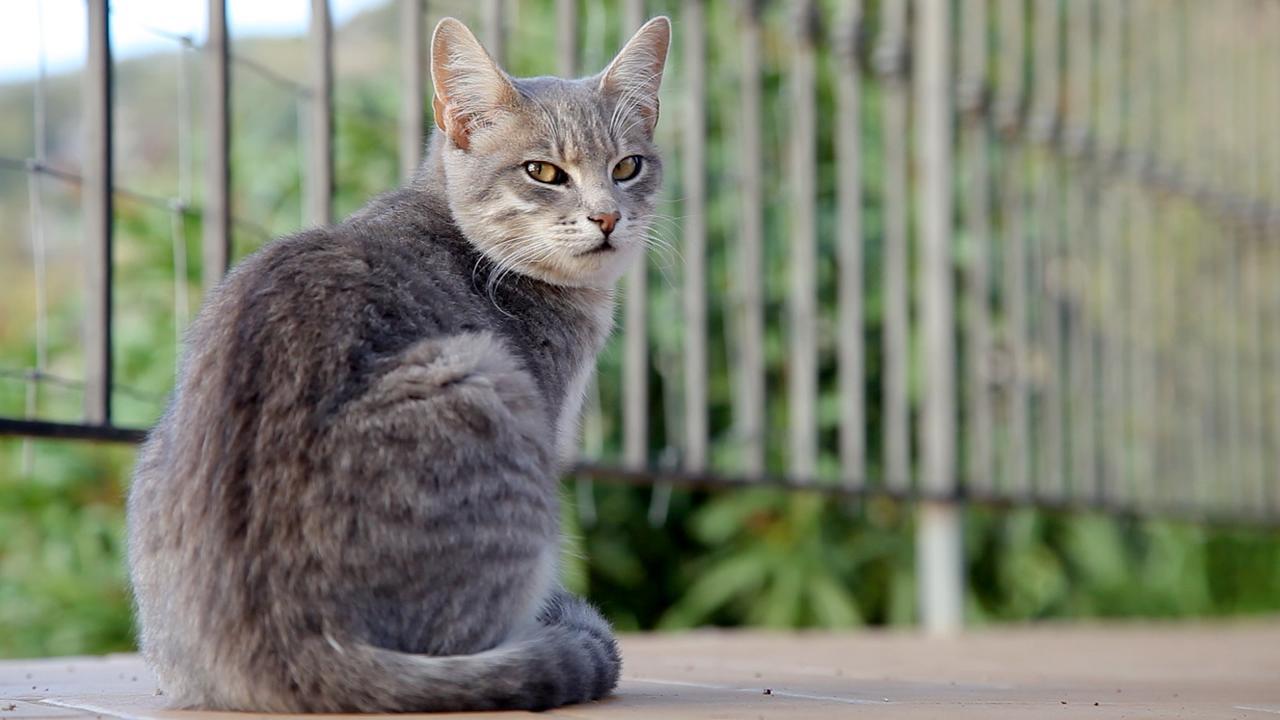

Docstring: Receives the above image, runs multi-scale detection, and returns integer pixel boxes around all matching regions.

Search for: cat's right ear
[430,18,518,151]
[599,16,671,136]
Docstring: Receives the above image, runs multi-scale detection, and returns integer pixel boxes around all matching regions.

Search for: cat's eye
[612,155,642,182]
[525,161,568,185]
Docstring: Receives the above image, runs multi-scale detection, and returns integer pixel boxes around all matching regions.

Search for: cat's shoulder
[233,197,456,294]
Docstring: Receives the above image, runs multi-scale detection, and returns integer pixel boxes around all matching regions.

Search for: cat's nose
[588,211,621,236]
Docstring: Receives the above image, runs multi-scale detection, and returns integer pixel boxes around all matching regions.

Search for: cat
[126,15,670,713]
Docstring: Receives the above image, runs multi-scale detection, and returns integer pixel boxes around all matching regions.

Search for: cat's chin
[515,245,638,290]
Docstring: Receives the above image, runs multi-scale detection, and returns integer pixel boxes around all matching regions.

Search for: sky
[0,0,387,82]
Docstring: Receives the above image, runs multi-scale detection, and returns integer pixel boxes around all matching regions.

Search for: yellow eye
[524,161,567,184]
[612,155,642,181]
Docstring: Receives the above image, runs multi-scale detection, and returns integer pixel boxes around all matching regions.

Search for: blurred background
[2,0,1279,659]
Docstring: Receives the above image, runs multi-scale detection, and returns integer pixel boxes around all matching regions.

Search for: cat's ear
[599,16,671,136]
[430,17,518,150]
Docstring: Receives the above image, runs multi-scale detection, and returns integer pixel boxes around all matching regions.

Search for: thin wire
[171,40,192,361]
[0,158,273,242]
[0,367,166,407]
[296,95,308,228]
[22,0,51,475]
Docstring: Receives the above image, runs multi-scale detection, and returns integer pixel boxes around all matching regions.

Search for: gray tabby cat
[126,15,670,713]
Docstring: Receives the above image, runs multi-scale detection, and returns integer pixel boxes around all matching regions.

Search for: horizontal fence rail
[2,0,1279,630]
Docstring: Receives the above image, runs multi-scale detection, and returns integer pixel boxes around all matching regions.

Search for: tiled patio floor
[2,620,1278,719]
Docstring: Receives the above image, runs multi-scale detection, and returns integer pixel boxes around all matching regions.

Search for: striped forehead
[515,77,619,164]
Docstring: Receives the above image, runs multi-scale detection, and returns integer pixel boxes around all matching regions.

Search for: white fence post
[914,0,963,635]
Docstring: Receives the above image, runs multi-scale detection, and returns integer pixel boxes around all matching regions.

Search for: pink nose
[588,211,621,236]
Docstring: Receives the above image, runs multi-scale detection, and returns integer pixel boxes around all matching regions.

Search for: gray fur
[127,16,670,713]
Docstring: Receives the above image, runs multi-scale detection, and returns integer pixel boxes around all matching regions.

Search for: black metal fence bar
[82,0,113,426]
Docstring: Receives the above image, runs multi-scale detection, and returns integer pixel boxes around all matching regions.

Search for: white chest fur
[553,296,615,468]
[554,361,596,467]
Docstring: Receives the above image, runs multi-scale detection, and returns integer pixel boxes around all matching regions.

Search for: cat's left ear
[598,16,671,136]
[431,17,519,150]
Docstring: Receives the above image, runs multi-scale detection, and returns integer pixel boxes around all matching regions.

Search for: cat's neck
[405,132,451,210]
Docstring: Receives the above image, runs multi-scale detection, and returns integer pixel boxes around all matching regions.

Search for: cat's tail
[243,593,620,713]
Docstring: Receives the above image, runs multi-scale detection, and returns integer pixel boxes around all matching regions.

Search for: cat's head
[429,15,670,289]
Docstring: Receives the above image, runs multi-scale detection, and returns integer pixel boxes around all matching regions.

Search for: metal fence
[2,0,1279,632]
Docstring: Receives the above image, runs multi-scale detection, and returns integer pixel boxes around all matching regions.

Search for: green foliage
[0,442,135,658]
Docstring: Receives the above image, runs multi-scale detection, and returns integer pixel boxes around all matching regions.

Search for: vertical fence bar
[1138,0,1160,510]
[836,0,865,487]
[1271,0,1280,518]
[789,0,819,482]
[736,0,766,477]
[1030,0,1063,500]
[202,0,231,293]
[683,0,708,473]
[1097,0,1127,508]
[83,0,113,425]
[958,0,992,497]
[1181,0,1197,512]
[483,0,505,67]
[171,41,192,354]
[1242,1,1267,516]
[622,0,649,472]
[556,0,593,520]
[915,0,962,634]
[996,0,1027,497]
[1220,3,1243,516]
[399,0,425,182]
[1153,0,1170,511]
[23,0,51,471]
[1157,2,1186,512]
[1187,0,1212,516]
[1207,0,1225,517]
[876,0,911,491]
[556,0,577,78]
[307,0,334,227]
[1064,0,1096,503]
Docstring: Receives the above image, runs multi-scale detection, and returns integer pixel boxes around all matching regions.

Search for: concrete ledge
[3,621,1279,718]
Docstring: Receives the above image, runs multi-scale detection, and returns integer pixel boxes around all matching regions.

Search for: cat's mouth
[577,240,616,256]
